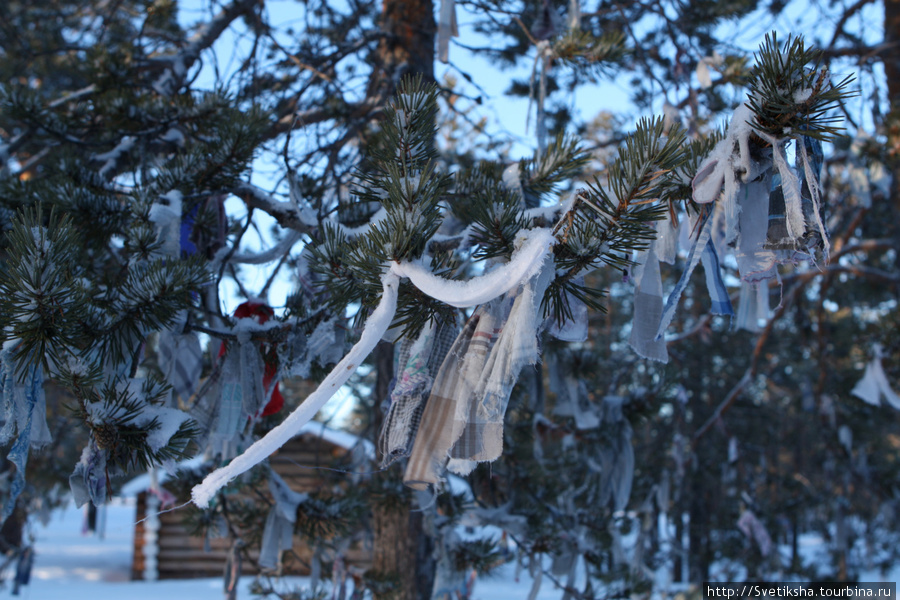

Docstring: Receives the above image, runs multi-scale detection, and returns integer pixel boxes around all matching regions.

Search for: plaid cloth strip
[452,282,542,463]
[446,303,504,461]
[404,312,484,490]
[158,330,203,403]
[380,321,458,466]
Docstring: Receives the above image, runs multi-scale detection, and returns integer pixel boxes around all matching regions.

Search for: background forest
[0,0,898,598]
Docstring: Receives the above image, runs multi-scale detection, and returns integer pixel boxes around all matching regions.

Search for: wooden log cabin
[125,422,374,580]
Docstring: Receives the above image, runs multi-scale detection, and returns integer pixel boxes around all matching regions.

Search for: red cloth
[219,301,284,416]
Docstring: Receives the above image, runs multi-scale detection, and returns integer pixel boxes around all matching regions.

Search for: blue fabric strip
[180,203,199,256]
[1,364,42,525]
[656,209,715,340]
[702,238,734,317]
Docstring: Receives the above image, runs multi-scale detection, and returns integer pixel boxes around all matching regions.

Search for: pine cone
[93,422,119,451]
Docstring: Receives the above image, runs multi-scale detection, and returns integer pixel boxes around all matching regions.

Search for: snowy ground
[15,500,897,600]
[10,499,571,600]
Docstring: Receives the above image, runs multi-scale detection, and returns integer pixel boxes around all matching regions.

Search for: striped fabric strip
[447,307,503,461]
[701,238,734,316]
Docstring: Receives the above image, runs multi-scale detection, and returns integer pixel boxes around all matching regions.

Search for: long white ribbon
[191,229,555,507]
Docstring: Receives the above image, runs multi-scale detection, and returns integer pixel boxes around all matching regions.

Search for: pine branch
[544,117,686,323]
[520,133,590,207]
[746,32,856,142]
[552,29,629,79]
[0,206,87,374]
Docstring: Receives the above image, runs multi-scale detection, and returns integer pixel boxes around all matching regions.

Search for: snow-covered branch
[231,184,318,235]
[230,230,304,265]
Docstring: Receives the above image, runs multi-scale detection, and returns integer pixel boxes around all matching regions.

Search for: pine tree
[0,0,896,598]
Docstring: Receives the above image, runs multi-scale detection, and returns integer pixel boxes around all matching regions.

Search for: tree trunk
[371,490,424,600]
[885,0,900,165]
[0,499,25,554]
[883,0,900,300]
[688,471,710,583]
[368,0,436,104]
[365,0,436,596]
[885,1,900,215]
[369,340,435,600]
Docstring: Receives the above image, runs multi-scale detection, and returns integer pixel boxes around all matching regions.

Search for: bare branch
[151,0,259,95]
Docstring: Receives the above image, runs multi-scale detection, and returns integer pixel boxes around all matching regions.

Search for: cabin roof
[120,421,373,496]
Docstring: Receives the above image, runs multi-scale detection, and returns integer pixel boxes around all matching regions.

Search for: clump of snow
[160,127,185,146]
[148,191,183,257]
[793,87,813,103]
[336,207,388,238]
[138,406,192,453]
[94,136,135,179]
[287,173,322,228]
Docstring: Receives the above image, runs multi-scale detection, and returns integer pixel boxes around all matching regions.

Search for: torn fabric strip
[1,361,47,524]
[158,329,203,403]
[656,209,715,340]
[450,264,551,468]
[736,177,777,282]
[259,471,306,569]
[380,321,458,466]
[213,349,246,445]
[851,344,900,410]
[700,239,734,317]
[629,244,668,363]
[797,133,829,256]
[437,0,459,64]
[655,216,679,265]
[548,352,599,429]
[404,312,487,490]
[547,275,588,342]
[736,282,764,332]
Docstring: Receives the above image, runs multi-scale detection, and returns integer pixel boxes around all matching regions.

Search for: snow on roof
[295,421,375,459]
[119,455,206,497]
[120,421,374,496]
